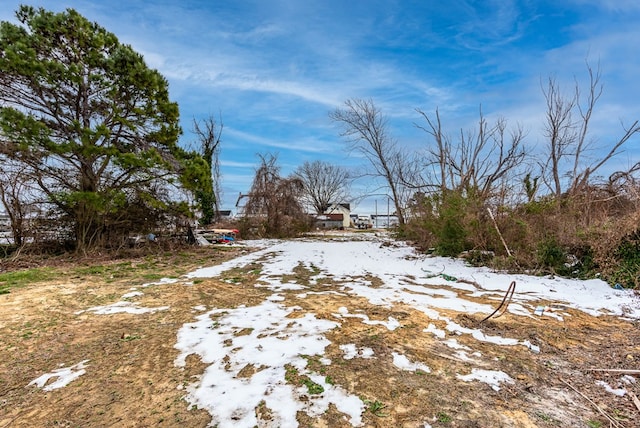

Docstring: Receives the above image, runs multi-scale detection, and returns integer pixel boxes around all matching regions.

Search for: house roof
[323,203,350,213]
[316,213,344,221]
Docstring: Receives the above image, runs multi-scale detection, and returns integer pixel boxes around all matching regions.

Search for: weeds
[301,378,324,395]
[364,399,387,417]
[120,334,141,342]
[284,364,325,395]
[436,411,452,423]
[0,267,58,291]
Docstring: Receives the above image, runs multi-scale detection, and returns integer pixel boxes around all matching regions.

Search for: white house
[323,203,351,229]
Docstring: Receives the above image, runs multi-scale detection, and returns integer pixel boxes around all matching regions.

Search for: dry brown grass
[1,242,639,427]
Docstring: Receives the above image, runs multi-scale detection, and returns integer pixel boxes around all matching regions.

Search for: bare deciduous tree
[192,115,223,224]
[293,160,350,214]
[330,99,409,225]
[541,62,640,198]
[415,107,526,202]
[0,158,37,246]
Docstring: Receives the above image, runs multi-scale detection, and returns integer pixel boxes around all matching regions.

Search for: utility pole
[387,196,390,229]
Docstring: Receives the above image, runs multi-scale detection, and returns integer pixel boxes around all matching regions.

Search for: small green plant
[120,334,141,342]
[364,399,387,417]
[535,411,558,423]
[324,375,334,385]
[302,378,324,395]
[436,411,452,423]
[284,364,325,395]
[612,408,628,420]
[586,420,603,428]
[284,365,298,383]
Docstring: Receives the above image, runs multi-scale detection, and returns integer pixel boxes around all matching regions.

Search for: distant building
[217,210,233,220]
[372,214,399,229]
[323,203,351,229]
[314,213,344,230]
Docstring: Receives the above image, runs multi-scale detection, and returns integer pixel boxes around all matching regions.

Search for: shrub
[537,238,567,273]
[608,231,640,289]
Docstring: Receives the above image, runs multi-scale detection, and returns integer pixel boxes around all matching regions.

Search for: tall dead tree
[541,62,640,198]
[330,99,409,225]
[415,107,526,202]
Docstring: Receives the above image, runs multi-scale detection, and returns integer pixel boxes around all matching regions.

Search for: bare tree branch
[293,160,351,214]
[330,98,409,225]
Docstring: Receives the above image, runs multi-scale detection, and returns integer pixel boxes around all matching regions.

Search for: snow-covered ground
[177,233,639,427]
[30,232,640,427]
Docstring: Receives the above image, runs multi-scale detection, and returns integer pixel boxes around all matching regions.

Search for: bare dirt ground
[1,236,639,428]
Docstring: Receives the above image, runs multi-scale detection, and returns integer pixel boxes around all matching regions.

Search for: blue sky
[2,1,639,213]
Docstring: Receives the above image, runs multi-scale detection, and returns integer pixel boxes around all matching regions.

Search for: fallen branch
[560,378,625,428]
[486,207,512,257]
[629,390,640,413]
[587,369,640,375]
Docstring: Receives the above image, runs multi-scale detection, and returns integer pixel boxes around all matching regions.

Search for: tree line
[2,6,639,288]
[327,69,640,288]
[243,66,640,289]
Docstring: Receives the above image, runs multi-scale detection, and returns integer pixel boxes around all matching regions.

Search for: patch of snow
[442,338,471,350]
[392,352,431,373]
[267,293,286,301]
[423,323,446,339]
[28,360,89,391]
[340,344,375,360]
[457,368,514,391]
[521,340,540,353]
[142,277,179,287]
[445,320,520,346]
[300,373,364,426]
[174,299,364,427]
[621,375,636,384]
[121,291,143,299]
[595,380,627,396]
[452,350,481,362]
[333,307,400,330]
[505,303,532,317]
[79,301,169,315]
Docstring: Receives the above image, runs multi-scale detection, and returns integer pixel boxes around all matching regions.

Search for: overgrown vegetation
[239,154,312,238]
[399,65,640,288]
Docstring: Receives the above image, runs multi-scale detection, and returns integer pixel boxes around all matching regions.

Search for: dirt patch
[1,241,639,428]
